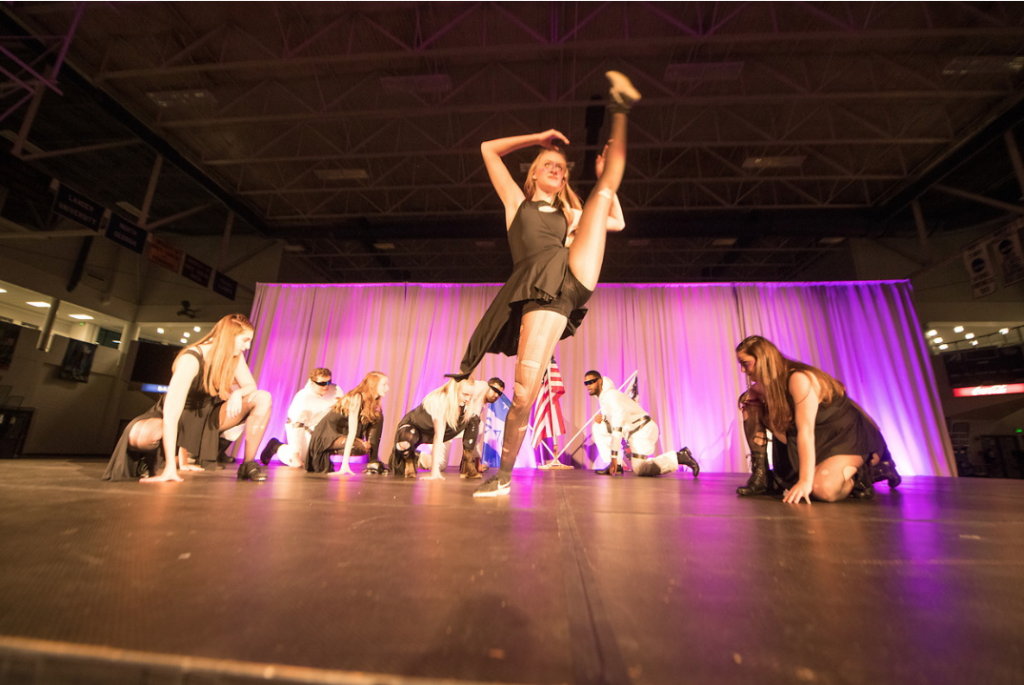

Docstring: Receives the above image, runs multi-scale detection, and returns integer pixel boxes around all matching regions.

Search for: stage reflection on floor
[0,460,1021,685]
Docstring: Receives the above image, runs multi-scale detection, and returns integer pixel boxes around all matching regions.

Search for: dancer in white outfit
[260,368,338,468]
[584,370,699,478]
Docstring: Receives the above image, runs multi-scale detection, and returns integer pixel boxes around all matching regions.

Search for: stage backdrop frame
[248,280,954,477]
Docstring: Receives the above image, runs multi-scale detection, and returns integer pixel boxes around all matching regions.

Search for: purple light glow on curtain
[248,280,954,476]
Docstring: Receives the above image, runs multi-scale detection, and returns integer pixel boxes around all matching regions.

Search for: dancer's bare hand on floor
[783,479,813,504]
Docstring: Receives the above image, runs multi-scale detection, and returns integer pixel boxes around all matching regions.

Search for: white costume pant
[633,451,680,476]
[592,419,660,469]
[275,423,309,468]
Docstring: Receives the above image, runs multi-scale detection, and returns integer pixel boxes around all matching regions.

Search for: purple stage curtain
[249,280,954,477]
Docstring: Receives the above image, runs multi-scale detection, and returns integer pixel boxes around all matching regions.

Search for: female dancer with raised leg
[103,313,273,482]
[461,71,640,498]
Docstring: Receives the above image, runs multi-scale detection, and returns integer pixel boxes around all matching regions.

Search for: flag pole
[551,370,638,463]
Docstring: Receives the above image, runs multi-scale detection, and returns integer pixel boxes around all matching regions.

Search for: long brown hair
[175,313,253,400]
[735,335,845,436]
[333,371,387,425]
[523,149,582,228]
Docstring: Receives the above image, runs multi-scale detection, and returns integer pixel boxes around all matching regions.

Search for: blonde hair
[333,371,386,425]
[735,335,845,436]
[422,378,474,431]
[175,313,252,400]
[523,149,582,228]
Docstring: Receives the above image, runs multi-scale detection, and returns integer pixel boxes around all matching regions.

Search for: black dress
[454,199,592,376]
[772,392,887,488]
[306,409,383,474]
[102,349,224,481]
[389,405,468,473]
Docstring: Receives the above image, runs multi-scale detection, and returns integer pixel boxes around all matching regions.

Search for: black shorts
[522,269,593,319]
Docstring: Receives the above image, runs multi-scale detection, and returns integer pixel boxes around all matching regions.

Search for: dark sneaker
[237,461,266,482]
[473,475,511,498]
[259,438,282,465]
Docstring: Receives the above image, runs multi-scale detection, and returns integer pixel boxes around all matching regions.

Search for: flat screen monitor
[122,340,183,387]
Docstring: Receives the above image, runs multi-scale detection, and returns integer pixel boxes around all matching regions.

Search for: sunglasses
[488,385,504,395]
[583,378,599,386]
[312,379,332,387]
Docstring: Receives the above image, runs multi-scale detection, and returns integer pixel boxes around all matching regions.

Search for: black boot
[872,450,902,488]
[237,461,266,482]
[676,447,700,477]
[737,452,768,496]
[850,461,876,500]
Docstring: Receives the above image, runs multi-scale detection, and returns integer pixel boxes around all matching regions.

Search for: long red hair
[333,371,387,425]
[175,313,253,400]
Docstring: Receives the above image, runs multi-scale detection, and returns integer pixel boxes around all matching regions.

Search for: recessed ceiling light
[1000,328,1010,335]
[971,340,979,346]
[742,156,805,169]
[180,338,188,343]
[157,327,165,334]
[183,332,190,338]
[0,287,7,293]
[27,301,51,308]
[965,333,975,340]
[939,344,948,350]
[954,325,964,333]
[193,326,201,332]
[926,330,937,337]
[69,314,94,320]
[933,337,943,344]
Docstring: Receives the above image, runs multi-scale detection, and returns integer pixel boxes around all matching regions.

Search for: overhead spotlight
[193,326,201,332]
[180,338,188,344]
[933,337,943,344]
[965,333,975,340]
[183,332,190,338]
[939,344,948,350]
[157,327,164,334]
[954,325,964,333]
[926,329,937,337]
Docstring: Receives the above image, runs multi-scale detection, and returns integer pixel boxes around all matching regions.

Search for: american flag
[532,356,567,447]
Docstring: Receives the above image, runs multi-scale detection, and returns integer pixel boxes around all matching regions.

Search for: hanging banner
[147,235,184,273]
[52,184,104,231]
[105,214,148,254]
[963,238,996,298]
[993,219,1024,288]
[213,271,238,301]
[182,254,213,288]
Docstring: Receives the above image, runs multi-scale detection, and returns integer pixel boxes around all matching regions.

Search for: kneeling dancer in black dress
[734,335,901,503]
[307,372,389,475]
[103,313,273,483]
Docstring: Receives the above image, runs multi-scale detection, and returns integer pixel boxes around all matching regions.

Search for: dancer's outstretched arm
[482,130,569,222]
[338,397,362,476]
[423,416,448,481]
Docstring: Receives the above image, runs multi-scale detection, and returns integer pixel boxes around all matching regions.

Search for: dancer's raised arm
[482,129,570,223]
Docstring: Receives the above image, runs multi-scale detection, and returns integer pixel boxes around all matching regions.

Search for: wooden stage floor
[0,459,1021,685]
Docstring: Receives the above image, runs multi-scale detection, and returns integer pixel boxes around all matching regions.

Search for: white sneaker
[473,475,512,498]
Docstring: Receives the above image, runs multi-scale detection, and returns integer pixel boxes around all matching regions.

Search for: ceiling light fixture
[157,327,164,334]
[742,156,806,169]
[939,344,948,350]
[193,326,201,332]
[27,301,51,308]
[954,326,964,333]
[926,329,937,337]
[965,333,975,340]
[69,314,94,320]
[1001,328,1010,335]
[933,337,943,344]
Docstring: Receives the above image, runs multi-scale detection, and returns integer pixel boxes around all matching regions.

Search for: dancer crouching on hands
[735,335,894,503]
[103,313,272,483]
[307,372,389,475]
